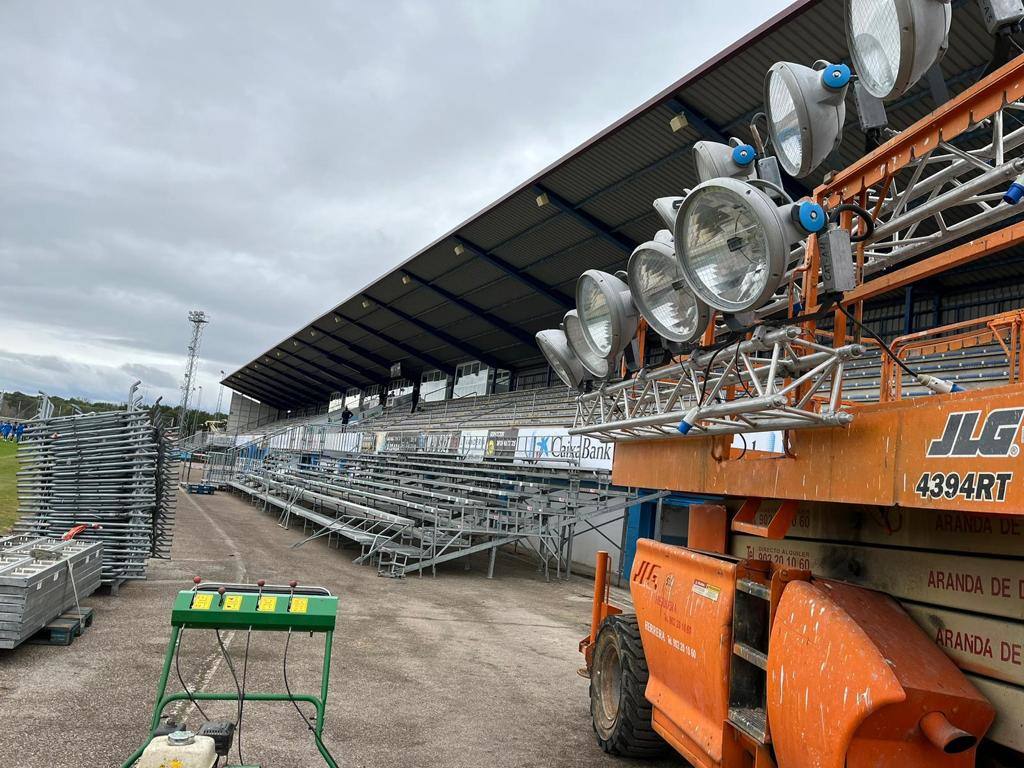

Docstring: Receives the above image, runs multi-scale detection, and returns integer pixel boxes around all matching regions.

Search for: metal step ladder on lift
[726,497,799,747]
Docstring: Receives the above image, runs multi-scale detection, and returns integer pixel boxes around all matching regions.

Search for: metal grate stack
[0,535,104,649]
[12,409,177,585]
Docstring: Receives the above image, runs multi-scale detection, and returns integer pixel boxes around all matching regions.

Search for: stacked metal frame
[0,535,104,649]
[12,410,177,585]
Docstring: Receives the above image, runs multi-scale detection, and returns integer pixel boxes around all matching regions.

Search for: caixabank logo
[916,408,1023,503]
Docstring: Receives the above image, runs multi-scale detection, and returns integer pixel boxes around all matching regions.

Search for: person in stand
[341,407,353,430]
[14,423,24,442]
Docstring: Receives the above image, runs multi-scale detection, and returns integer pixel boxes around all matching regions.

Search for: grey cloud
[1,0,791,405]
[119,363,179,390]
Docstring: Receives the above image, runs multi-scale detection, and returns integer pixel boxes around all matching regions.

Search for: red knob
[193,576,202,585]
[257,579,266,587]
[217,586,226,595]
[289,580,298,588]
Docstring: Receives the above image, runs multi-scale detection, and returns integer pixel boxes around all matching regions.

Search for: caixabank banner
[514,427,614,471]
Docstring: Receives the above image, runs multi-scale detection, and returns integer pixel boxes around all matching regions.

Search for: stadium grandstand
[214,0,1024,583]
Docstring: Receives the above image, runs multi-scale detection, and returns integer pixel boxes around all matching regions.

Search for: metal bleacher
[843,343,1012,403]
[355,386,578,432]
[226,449,658,579]
[206,378,649,581]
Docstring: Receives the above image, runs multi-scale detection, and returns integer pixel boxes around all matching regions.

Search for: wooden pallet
[186,483,216,495]
[27,607,94,646]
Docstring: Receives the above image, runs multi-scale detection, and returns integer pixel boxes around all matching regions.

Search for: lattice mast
[177,310,209,437]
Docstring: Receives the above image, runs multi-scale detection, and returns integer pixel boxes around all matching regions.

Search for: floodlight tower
[177,310,209,437]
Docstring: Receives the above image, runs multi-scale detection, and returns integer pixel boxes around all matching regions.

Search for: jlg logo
[632,560,661,591]
[927,409,1024,458]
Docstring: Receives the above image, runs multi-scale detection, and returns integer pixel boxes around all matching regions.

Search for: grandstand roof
[224,0,1003,410]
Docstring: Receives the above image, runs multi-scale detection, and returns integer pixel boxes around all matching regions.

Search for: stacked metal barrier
[12,410,178,586]
[0,535,104,648]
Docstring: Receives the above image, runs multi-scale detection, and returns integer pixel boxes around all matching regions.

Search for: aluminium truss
[571,326,863,442]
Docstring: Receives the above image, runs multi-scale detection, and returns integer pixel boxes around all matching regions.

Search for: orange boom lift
[575,55,1024,768]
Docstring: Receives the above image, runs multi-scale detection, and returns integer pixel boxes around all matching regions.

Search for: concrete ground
[0,482,683,768]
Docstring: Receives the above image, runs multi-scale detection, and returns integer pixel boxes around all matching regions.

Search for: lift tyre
[590,614,665,758]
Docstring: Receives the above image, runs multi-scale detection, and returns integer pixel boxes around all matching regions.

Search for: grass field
[0,440,19,532]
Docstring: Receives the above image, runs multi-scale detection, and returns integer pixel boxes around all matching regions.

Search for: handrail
[880,309,1024,401]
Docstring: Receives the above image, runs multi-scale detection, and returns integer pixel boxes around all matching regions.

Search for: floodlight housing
[575,270,639,359]
[673,178,826,314]
[536,329,586,388]
[765,60,850,178]
[627,230,711,343]
[564,310,611,378]
[693,139,758,183]
[846,0,951,101]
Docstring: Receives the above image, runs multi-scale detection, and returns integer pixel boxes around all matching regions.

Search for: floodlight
[627,231,711,343]
[846,0,951,101]
[765,61,850,178]
[575,270,639,359]
[564,310,611,379]
[536,329,586,388]
[693,139,758,183]
[673,178,826,314]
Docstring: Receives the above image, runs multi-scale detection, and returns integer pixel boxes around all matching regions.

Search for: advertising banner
[514,427,614,471]
[484,428,519,459]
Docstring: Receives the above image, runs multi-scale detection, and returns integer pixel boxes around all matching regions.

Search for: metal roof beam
[247,358,333,399]
[243,370,323,405]
[452,235,573,310]
[231,371,302,409]
[267,352,356,393]
[313,328,393,373]
[297,353,367,389]
[289,336,364,385]
[402,270,537,349]
[666,97,728,142]
[336,312,455,375]
[365,297,505,371]
[532,183,636,254]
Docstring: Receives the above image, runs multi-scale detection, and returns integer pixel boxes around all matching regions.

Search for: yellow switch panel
[192,594,213,610]
[257,595,278,612]
[289,597,309,614]
[223,595,243,611]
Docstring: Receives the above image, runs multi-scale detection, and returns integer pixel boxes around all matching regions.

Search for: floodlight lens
[578,274,613,355]
[849,0,901,97]
[564,310,610,378]
[679,185,772,311]
[536,329,582,388]
[628,241,707,342]
[768,72,802,172]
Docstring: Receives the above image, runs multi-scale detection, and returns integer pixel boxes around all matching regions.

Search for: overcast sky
[0,0,791,411]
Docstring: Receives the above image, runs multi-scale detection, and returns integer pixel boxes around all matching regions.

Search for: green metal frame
[122,587,339,767]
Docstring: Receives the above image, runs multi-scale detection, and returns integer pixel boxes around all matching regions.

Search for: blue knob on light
[796,201,827,234]
[822,63,851,90]
[732,144,756,167]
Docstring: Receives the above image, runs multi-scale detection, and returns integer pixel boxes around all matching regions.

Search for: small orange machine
[581,545,995,768]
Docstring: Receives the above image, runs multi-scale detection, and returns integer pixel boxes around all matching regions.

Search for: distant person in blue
[0,422,10,441]
[14,423,24,442]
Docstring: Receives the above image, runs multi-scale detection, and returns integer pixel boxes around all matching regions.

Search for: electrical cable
[746,177,794,205]
[828,203,875,242]
[174,628,210,723]
[283,629,339,764]
[214,629,244,764]
[835,304,918,378]
[237,627,252,766]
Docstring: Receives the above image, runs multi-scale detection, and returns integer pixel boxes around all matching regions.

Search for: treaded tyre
[590,614,666,757]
